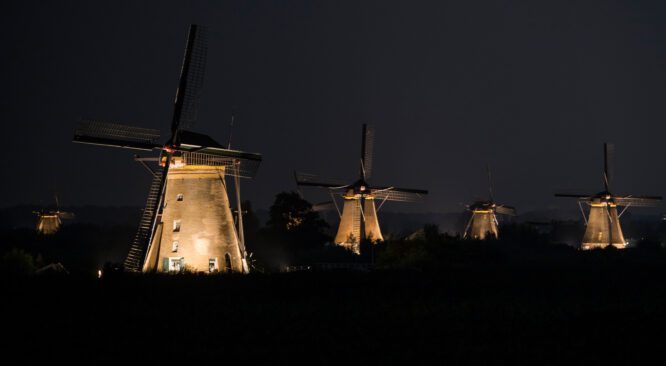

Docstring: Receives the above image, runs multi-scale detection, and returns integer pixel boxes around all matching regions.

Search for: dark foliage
[247,191,357,271]
[3,206,666,362]
[5,261,666,363]
[0,224,134,275]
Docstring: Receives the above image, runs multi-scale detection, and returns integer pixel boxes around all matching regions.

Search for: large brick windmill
[295,124,428,254]
[73,25,262,273]
[555,143,660,250]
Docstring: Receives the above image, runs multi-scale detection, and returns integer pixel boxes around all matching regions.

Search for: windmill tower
[295,124,428,254]
[34,195,74,235]
[73,25,262,273]
[463,166,516,240]
[555,143,661,250]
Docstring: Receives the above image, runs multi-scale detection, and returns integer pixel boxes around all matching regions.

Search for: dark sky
[2,0,666,214]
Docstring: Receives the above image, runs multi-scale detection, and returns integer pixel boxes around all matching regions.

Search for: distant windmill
[555,143,661,250]
[34,195,74,235]
[463,166,516,240]
[73,25,262,273]
[295,124,428,254]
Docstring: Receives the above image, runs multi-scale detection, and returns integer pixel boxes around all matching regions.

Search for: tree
[266,192,329,239]
[423,224,440,242]
[258,192,331,265]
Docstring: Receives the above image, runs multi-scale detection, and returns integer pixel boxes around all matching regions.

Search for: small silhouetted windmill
[73,25,262,273]
[34,194,74,235]
[295,124,428,254]
[463,166,516,240]
[555,143,661,249]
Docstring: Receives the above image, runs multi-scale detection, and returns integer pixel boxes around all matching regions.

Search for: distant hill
[315,208,663,240]
[310,209,586,238]
[2,205,661,239]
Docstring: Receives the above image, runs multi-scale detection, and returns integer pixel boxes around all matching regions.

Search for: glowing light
[97,269,102,279]
[193,233,211,255]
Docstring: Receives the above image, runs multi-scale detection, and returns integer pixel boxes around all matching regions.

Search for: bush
[1,248,36,276]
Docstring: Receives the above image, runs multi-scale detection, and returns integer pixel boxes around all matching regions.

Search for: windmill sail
[603,143,614,191]
[171,24,208,136]
[372,187,428,202]
[613,196,662,207]
[58,212,76,220]
[494,205,517,216]
[73,120,161,151]
[360,124,374,180]
[294,172,349,188]
[312,201,335,212]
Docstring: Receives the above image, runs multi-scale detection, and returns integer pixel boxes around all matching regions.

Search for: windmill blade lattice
[613,196,662,207]
[312,201,335,212]
[361,124,374,180]
[372,187,428,202]
[74,120,161,151]
[495,205,517,216]
[604,142,614,191]
[58,212,76,220]
[171,25,208,135]
[487,164,494,202]
[294,172,349,188]
[554,193,592,199]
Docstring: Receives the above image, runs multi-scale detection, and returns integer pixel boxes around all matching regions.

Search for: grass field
[4,255,666,363]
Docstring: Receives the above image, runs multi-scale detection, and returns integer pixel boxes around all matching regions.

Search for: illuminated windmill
[555,143,660,250]
[73,25,262,273]
[463,167,516,240]
[295,124,428,254]
[34,195,74,235]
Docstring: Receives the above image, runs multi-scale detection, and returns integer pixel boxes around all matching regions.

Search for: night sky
[3,0,666,214]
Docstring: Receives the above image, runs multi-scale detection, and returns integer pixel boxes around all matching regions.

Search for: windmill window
[172,241,179,252]
[173,220,181,232]
[177,194,184,201]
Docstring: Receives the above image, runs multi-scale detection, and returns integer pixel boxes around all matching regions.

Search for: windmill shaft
[335,191,383,254]
[465,210,499,240]
[581,202,626,250]
[141,164,246,273]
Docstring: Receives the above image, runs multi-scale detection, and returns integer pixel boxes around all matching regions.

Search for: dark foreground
[4,260,666,364]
